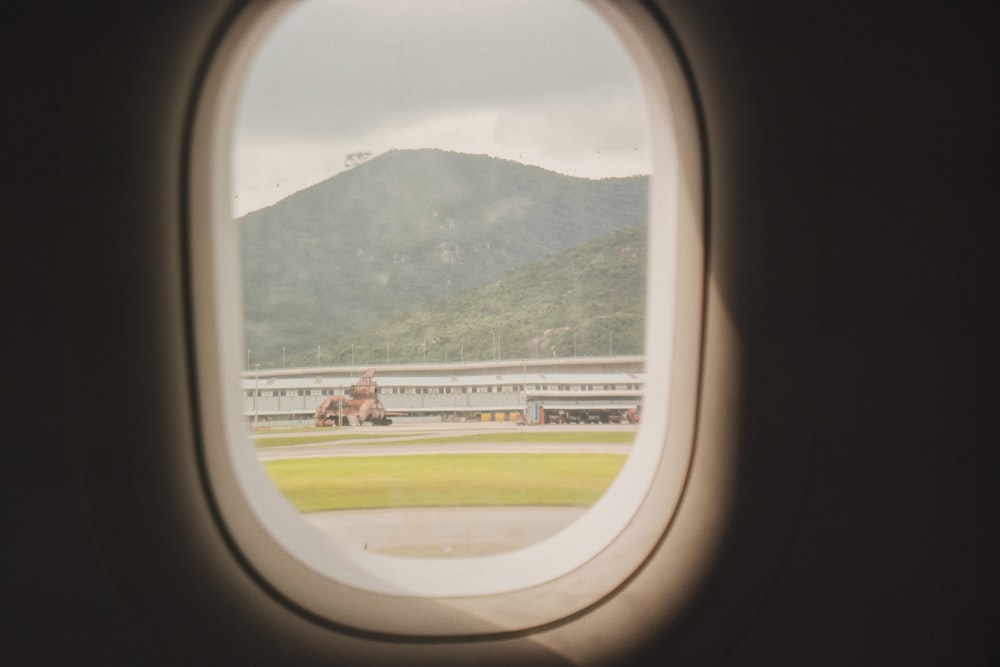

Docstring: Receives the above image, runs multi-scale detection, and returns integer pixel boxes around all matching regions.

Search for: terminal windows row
[243,383,643,398]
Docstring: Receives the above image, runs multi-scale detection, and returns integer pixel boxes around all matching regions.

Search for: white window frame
[187,0,706,640]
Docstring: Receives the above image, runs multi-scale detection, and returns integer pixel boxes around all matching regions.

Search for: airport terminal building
[243,356,644,426]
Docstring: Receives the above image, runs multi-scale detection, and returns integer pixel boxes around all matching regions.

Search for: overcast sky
[232,0,651,215]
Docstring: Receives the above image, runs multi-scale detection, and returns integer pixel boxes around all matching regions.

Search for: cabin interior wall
[4,0,997,664]
[631,1,997,663]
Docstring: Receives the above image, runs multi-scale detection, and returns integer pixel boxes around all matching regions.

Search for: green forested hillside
[241,149,648,366]
[291,224,646,367]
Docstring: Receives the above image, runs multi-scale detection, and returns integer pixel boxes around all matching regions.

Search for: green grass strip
[262,453,627,512]
[254,429,635,449]
[252,432,416,448]
[382,431,635,446]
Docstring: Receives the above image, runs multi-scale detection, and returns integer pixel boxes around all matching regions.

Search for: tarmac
[304,505,589,558]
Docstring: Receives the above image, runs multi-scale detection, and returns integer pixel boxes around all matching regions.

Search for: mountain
[297,223,647,367]
[240,148,648,365]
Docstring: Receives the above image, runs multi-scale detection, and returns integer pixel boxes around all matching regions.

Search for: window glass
[234,0,650,558]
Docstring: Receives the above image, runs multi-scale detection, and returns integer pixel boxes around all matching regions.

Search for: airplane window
[232,0,651,559]
[188,0,702,637]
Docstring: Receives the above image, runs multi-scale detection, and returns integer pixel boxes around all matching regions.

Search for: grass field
[253,429,635,449]
[263,453,627,512]
[252,432,418,448]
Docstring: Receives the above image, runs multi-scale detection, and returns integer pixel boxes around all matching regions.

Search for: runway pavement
[304,506,589,558]
[257,423,633,556]
[255,422,635,460]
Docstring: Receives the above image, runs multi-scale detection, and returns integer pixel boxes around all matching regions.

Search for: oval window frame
[187,0,706,637]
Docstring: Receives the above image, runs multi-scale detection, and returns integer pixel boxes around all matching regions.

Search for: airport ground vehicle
[313,368,394,426]
[6,1,996,665]
[543,408,632,425]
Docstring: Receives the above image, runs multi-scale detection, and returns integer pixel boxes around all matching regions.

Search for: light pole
[522,359,528,424]
[282,346,285,369]
[253,363,260,429]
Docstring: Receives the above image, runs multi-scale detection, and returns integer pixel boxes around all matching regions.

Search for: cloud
[232,0,651,214]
